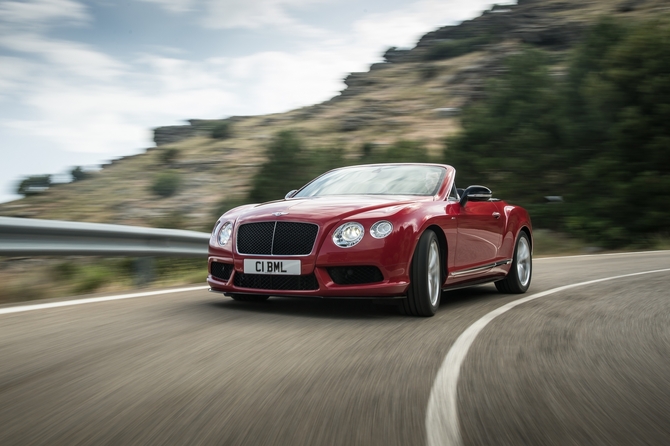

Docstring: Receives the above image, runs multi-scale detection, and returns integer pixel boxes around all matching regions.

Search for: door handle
[492,212,501,219]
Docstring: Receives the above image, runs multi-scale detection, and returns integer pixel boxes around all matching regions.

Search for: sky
[0,0,507,204]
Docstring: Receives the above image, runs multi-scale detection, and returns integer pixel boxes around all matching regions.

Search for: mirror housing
[285,190,298,200]
[459,185,492,207]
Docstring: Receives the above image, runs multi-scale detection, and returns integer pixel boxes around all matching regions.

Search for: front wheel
[401,230,443,317]
[495,231,532,294]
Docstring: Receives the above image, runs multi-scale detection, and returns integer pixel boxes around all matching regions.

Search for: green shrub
[53,262,77,282]
[73,266,111,294]
[248,131,313,202]
[424,36,491,61]
[70,166,90,182]
[384,140,431,163]
[159,147,179,164]
[211,122,232,139]
[16,174,51,196]
[360,140,431,164]
[248,131,348,203]
[361,142,375,160]
[155,258,207,281]
[420,64,439,80]
[150,171,181,198]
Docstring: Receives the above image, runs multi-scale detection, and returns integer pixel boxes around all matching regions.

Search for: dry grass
[0,258,207,305]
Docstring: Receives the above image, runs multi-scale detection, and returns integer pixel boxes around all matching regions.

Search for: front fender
[314,201,454,285]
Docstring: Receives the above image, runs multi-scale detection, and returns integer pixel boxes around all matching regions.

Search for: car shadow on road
[440,285,502,308]
[208,297,401,320]
[205,284,501,320]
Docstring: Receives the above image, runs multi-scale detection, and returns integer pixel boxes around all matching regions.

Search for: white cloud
[352,0,500,50]
[0,33,126,80]
[202,0,322,29]
[0,56,35,97]
[216,50,351,112]
[137,0,195,13]
[0,0,505,156]
[0,0,508,188]
[137,0,328,33]
[0,0,89,29]
[3,55,240,153]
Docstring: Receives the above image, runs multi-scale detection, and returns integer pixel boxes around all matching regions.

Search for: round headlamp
[333,222,364,248]
[217,221,233,246]
[370,220,393,239]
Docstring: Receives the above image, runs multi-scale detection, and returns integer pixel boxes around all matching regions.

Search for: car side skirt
[449,259,512,278]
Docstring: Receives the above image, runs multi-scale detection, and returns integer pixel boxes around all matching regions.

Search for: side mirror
[285,190,298,200]
[459,185,492,206]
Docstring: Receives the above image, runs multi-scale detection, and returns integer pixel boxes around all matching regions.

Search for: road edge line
[535,249,670,261]
[0,285,210,316]
[425,267,670,446]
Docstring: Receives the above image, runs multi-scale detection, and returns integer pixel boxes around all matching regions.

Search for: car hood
[233,195,431,223]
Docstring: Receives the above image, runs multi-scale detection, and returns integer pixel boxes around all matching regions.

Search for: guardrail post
[134,257,155,287]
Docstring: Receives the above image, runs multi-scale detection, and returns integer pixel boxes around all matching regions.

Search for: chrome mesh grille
[237,221,318,255]
[233,273,319,290]
[237,222,274,255]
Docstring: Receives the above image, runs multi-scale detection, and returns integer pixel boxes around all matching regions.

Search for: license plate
[243,259,301,275]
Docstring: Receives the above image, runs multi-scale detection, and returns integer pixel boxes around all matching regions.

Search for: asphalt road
[1,251,669,445]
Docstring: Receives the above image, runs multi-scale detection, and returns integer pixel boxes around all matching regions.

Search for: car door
[455,200,505,271]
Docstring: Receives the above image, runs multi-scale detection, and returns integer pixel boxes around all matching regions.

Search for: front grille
[327,266,384,285]
[237,222,274,255]
[210,262,233,281]
[237,221,318,255]
[234,273,319,291]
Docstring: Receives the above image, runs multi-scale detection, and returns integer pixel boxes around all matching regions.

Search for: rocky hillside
[1,0,668,231]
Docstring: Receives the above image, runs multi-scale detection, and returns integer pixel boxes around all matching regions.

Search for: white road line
[0,285,210,316]
[535,249,670,261]
[425,267,670,446]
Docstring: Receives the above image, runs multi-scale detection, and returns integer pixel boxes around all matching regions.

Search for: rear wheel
[495,231,532,294]
[229,294,270,302]
[401,230,442,317]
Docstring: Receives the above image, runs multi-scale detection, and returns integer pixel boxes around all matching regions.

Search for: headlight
[333,222,364,248]
[370,220,393,239]
[217,221,233,246]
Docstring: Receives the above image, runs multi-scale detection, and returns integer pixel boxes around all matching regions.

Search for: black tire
[229,294,270,302]
[400,230,443,317]
[495,231,532,294]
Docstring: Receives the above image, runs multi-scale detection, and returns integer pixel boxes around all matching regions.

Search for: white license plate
[243,259,301,275]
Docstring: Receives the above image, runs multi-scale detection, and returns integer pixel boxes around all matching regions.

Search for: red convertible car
[208,163,532,317]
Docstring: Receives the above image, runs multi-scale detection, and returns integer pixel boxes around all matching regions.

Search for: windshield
[294,165,446,197]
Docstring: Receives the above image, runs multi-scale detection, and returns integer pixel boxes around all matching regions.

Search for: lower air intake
[211,262,233,281]
[327,266,384,285]
[234,273,319,291]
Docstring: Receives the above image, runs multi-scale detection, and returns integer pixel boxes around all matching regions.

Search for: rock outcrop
[153,124,198,146]
[153,118,246,146]
[334,0,600,100]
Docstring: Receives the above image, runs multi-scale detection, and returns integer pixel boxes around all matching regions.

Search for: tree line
[447,17,670,247]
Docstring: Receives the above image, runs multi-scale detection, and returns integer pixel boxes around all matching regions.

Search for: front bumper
[207,255,409,299]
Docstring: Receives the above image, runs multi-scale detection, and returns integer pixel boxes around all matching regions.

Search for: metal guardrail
[0,217,210,257]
